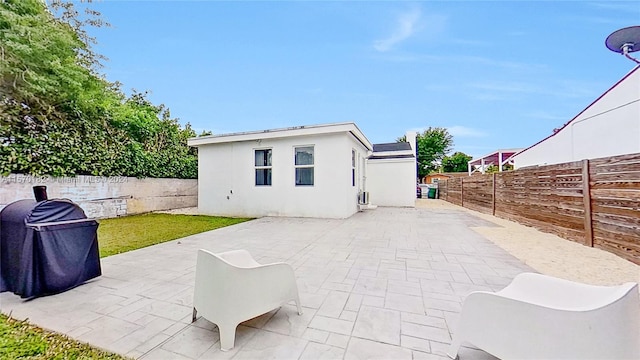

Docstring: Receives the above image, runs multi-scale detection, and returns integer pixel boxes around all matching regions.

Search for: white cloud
[374,8,422,52]
[447,125,487,138]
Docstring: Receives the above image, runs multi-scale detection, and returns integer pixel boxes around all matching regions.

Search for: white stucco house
[188,123,416,218]
[188,122,417,219]
[513,65,640,168]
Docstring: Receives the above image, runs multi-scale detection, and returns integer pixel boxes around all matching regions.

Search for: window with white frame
[351,149,356,186]
[255,149,272,186]
[295,146,314,186]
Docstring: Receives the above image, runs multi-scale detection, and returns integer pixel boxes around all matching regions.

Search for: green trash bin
[427,187,437,199]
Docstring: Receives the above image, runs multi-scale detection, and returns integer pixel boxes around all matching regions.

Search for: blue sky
[82,1,640,158]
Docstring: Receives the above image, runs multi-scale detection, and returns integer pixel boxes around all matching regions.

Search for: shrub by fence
[439,153,640,265]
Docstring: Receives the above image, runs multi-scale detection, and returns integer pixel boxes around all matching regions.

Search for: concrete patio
[0,205,533,359]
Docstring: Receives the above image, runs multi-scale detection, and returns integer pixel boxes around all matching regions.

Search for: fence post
[444,180,447,201]
[582,159,594,247]
[460,178,464,207]
[492,173,496,216]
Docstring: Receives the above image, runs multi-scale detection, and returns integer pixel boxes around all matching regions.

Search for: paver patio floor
[1,206,533,359]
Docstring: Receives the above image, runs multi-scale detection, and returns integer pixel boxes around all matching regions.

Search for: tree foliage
[416,128,453,178]
[398,128,453,179]
[484,163,514,174]
[442,151,472,173]
[0,0,198,178]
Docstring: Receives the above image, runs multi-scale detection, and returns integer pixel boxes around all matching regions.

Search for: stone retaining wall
[0,175,197,218]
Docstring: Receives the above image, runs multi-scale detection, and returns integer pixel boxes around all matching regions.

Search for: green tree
[398,128,453,179]
[1,0,114,176]
[0,0,104,108]
[485,165,499,174]
[0,0,200,178]
[442,152,472,173]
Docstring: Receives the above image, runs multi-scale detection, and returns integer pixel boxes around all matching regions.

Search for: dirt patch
[154,207,200,215]
[416,199,640,286]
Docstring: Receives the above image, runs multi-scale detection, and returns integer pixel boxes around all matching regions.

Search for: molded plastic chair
[192,249,302,351]
[448,272,640,360]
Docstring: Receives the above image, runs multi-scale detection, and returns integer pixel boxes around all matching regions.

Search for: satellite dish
[605,26,640,64]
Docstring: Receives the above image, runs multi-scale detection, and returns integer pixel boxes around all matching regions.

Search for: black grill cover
[0,199,101,298]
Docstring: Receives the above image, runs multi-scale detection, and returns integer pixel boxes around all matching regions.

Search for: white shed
[188,123,372,219]
[513,65,640,168]
[366,132,417,207]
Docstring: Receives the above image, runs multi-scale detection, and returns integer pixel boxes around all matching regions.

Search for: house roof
[514,64,640,158]
[372,142,412,152]
[188,122,373,151]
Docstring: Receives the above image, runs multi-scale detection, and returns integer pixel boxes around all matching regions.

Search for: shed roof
[369,141,414,161]
[188,122,372,151]
[372,142,412,152]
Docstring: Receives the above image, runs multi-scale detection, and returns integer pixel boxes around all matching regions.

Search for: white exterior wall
[367,158,415,207]
[197,132,369,218]
[514,67,640,168]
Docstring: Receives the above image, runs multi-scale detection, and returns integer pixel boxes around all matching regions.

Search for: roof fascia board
[348,123,374,151]
[368,157,415,163]
[189,122,373,150]
[372,150,414,157]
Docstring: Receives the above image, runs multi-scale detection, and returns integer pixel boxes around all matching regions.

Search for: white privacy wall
[367,158,416,207]
[0,176,197,218]
[514,66,640,168]
[197,132,369,218]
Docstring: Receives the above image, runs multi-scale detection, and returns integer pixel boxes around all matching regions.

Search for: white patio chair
[447,272,640,360]
[192,249,302,351]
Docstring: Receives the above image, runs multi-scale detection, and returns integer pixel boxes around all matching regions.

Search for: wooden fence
[439,153,640,265]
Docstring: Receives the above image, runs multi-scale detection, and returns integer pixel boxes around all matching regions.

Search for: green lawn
[98,213,252,257]
[2,212,252,359]
[0,313,128,360]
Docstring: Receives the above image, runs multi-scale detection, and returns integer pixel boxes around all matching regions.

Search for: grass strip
[0,313,128,360]
[97,213,252,257]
